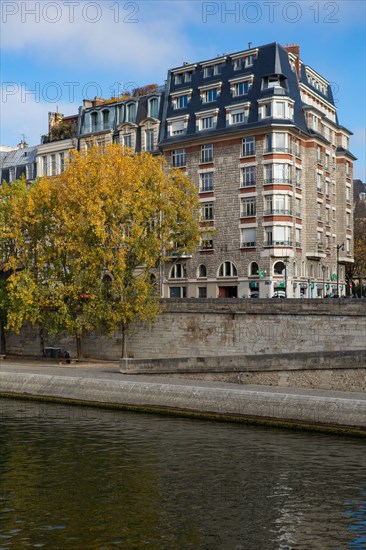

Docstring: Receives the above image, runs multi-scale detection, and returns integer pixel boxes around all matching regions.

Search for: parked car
[272,290,286,298]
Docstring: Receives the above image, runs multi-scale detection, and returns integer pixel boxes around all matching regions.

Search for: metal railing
[264,209,292,216]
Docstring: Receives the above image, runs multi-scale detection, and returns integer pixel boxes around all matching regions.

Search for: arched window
[91,112,98,132]
[148,97,159,118]
[102,109,110,129]
[198,264,207,278]
[126,102,136,123]
[170,264,187,279]
[218,261,237,277]
[273,261,285,275]
[249,262,259,276]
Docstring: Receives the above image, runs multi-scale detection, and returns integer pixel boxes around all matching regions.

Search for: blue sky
[1,0,365,179]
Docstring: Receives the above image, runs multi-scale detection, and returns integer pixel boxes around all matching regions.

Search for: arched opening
[249,261,259,276]
[198,264,207,278]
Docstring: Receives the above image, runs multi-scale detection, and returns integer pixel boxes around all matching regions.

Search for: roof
[0,146,38,169]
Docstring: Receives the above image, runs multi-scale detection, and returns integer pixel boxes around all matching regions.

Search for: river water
[0,398,365,549]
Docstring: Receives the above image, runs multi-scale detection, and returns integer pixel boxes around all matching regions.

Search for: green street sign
[279,281,285,288]
[249,281,258,289]
[331,274,337,281]
[259,269,265,279]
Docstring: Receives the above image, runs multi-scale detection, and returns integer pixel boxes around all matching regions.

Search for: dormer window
[126,102,136,123]
[171,90,192,110]
[262,75,287,90]
[174,70,193,85]
[90,112,98,132]
[148,97,159,118]
[233,53,256,71]
[226,102,250,125]
[229,76,253,97]
[199,84,222,104]
[167,115,189,137]
[196,109,219,131]
[203,63,225,78]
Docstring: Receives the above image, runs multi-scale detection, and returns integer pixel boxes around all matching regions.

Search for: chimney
[285,43,300,77]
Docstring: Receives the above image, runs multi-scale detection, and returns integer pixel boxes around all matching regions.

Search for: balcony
[264,240,292,247]
[264,147,292,154]
[241,241,256,248]
[264,209,292,216]
[264,178,292,185]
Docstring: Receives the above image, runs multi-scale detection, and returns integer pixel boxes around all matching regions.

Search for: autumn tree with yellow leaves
[0,145,200,357]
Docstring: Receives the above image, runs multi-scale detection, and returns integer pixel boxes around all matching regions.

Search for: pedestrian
[64,351,71,364]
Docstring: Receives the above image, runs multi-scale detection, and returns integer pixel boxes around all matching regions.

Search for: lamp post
[336,243,344,298]
[321,264,326,298]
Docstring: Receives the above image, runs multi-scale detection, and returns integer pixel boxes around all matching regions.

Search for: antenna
[248,42,252,49]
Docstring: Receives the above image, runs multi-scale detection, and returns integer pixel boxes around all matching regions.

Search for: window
[201,202,214,221]
[219,261,237,277]
[241,228,256,247]
[265,195,288,215]
[198,264,207,278]
[203,88,218,103]
[346,186,350,201]
[145,130,154,151]
[148,97,159,118]
[91,112,98,131]
[317,146,322,162]
[174,95,188,109]
[250,262,259,276]
[295,168,301,188]
[42,156,48,176]
[169,287,187,298]
[126,103,136,123]
[231,107,248,124]
[59,152,65,173]
[170,264,187,278]
[295,228,301,247]
[51,154,56,176]
[123,134,132,148]
[170,118,187,136]
[317,202,322,220]
[9,167,15,182]
[204,63,224,77]
[242,197,256,217]
[274,102,285,118]
[26,163,35,180]
[233,81,249,97]
[200,172,214,192]
[265,164,290,183]
[172,149,186,167]
[102,110,110,129]
[200,238,213,250]
[242,166,256,187]
[346,212,351,228]
[201,116,214,130]
[317,173,322,192]
[242,136,255,156]
[198,287,207,298]
[233,55,255,70]
[265,226,289,246]
[175,71,193,84]
[201,144,213,163]
[295,197,301,217]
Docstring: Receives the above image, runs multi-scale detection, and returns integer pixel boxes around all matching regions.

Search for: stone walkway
[0,358,365,433]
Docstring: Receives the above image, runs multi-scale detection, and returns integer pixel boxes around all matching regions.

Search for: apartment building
[158,42,355,298]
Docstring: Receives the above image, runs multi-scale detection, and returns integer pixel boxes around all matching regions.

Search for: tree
[346,200,366,296]
[2,145,200,357]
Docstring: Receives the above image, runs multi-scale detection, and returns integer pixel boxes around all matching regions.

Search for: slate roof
[159,41,339,146]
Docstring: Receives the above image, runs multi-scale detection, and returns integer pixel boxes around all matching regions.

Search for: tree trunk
[0,320,6,355]
[75,333,82,359]
[39,328,45,357]
[121,325,127,358]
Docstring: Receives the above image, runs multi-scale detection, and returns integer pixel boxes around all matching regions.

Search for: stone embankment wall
[5,299,366,391]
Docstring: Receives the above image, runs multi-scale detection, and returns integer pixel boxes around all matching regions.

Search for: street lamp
[336,243,344,298]
[321,264,326,298]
